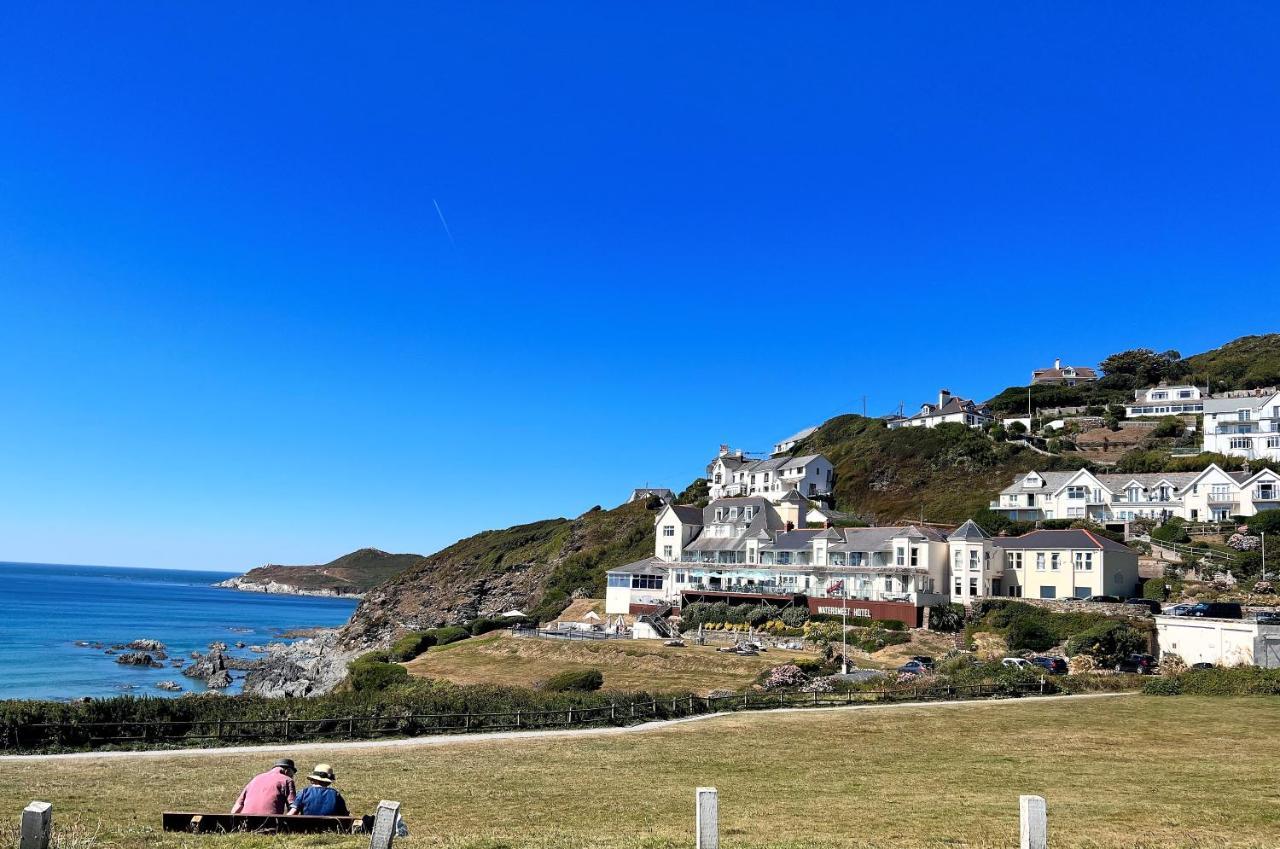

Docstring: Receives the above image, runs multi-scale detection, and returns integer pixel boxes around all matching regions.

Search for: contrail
[433,198,456,247]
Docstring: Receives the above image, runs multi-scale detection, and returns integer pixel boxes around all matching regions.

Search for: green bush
[878,619,906,632]
[347,654,410,692]
[389,632,437,662]
[778,606,810,627]
[1152,518,1190,545]
[1246,511,1280,536]
[928,603,966,633]
[1148,667,1280,696]
[1142,676,1183,696]
[1151,416,1186,438]
[1007,617,1056,652]
[1143,573,1182,600]
[541,668,605,692]
[1065,622,1148,666]
[429,625,471,646]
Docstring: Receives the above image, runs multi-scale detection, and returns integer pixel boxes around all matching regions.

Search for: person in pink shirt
[231,759,298,815]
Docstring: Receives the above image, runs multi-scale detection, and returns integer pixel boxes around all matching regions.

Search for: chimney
[1243,460,1252,476]
[1054,357,1061,370]
[938,388,951,407]
[785,521,795,532]
[719,444,729,457]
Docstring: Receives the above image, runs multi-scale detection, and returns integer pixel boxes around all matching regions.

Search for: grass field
[402,633,823,693]
[2,695,1277,849]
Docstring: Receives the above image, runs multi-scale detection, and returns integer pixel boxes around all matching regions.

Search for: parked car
[1167,603,1195,616]
[1030,655,1068,674]
[1181,602,1243,619]
[1082,594,1121,603]
[1115,653,1159,674]
[1190,662,1216,669]
[1001,657,1032,669]
[897,660,930,675]
[1255,611,1280,625]
[908,655,936,670]
[1124,598,1162,614]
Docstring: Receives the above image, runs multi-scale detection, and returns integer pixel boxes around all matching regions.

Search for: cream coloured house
[1202,391,1280,463]
[706,446,833,502]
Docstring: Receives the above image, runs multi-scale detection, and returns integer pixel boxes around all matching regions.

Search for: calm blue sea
[0,562,358,701]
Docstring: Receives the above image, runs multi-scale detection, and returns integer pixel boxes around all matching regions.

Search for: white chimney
[938,388,951,407]
[1054,357,1061,370]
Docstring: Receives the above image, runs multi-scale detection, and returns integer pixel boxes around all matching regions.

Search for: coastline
[213,576,366,599]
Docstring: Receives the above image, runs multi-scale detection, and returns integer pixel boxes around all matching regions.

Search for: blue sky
[1,5,1278,570]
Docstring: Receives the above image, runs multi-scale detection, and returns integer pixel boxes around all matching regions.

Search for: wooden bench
[162,812,359,834]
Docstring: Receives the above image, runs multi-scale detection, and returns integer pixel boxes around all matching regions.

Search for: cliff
[217,548,425,597]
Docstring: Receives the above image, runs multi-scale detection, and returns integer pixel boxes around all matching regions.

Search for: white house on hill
[887,389,993,430]
[706,446,833,502]
[1202,390,1280,462]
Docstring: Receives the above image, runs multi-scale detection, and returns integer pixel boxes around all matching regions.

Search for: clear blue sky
[2,5,1278,570]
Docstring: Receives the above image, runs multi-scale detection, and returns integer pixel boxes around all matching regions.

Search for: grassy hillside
[339,500,659,647]
[1182,333,1280,391]
[3,696,1278,848]
[796,415,1085,523]
[231,548,424,594]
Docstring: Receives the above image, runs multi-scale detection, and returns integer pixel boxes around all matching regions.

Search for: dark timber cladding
[806,597,922,627]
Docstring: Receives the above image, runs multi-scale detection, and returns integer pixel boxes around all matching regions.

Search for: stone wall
[1005,597,1154,621]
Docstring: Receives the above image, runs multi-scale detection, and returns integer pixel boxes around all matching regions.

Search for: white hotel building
[1202,391,1280,463]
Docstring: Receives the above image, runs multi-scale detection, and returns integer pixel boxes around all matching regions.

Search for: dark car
[1255,611,1280,625]
[1124,598,1162,614]
[1190,662,1215,669]
[908,655,936,670]
[1083,595,1121,603]
[1182,602,1243,619]
[1030,655,1068,674]
[1115,653,1159,674]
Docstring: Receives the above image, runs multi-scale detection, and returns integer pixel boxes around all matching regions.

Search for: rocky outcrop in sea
[242,630,356,698]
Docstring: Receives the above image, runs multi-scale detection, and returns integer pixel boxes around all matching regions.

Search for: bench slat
[162,812,357,834]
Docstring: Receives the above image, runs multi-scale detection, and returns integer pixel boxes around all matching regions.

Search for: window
[1051,553,1060,571]
[631,574,663,589]
[1010,552,1022,570]
[1231,438,1251,450]
[1239,409,1252,421]
[969,577,979,596]
[1067,486,1086,499]
[1268,438,1280,450]
[777,552,791,565]
[910,547,919,567]
[1179,390,1193,399]
[663,545,673,559]
[662,525,675,537]
[1008,585,1023,598]
[1152,391,1167,400]
[674,571,686,583]
[1074,552,1093,571]
[954,577,963,596]
[714,509,724,522]
[1036,552,1046,571]
[763,473,770,482]
[1039,586,1057,599]
[714,473,722,484]
[953,549,962,568]
[744,506,754,520]
[884,577,893,592]
[728,507,738,519]
[607,574,629,588]
[969,551,979,571]
[1067,507,1084,518]
[896,547,906,566]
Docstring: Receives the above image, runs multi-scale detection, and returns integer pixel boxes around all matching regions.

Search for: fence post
[610,704,616,721]
[21,801,52,849]
[695,787,718,849]
[283,718,290,741]
[215,719,223,741]
[516,710,522,729]
[348,716,355,737]
[566,707,573,725]
[1019,795,1047,849]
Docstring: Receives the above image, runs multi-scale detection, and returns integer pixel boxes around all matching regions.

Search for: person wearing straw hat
[289,763,350,817]
[232,758,297,815]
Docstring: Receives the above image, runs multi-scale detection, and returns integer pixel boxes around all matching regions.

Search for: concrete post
[21,801,52,849]
[696,787,718,849]
[1019,794,1047,849]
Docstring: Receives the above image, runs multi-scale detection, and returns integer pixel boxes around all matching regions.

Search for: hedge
[1145,667,1280,696]
[389,632,437,662]
[540,669,605,693]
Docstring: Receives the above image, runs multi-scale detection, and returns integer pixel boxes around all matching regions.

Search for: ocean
[0,561,359,701]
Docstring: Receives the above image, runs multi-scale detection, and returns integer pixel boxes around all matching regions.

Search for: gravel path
[0,691,1135,762]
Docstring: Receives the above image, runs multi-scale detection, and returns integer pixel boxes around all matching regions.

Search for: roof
[631,488,673,497]
[1001,468,1226,498]
[1202,393,1280,414]
[779,488,808,505]
[999,471,1081,495]
[831,526,902,553]
[665,505,704,525]
[903,396,992,422]
[948,519,991,542]
[1033,365,1098,379]
[606,556,669,576]
[777,426,818,445]
[995,529,1134,554]
[767,529,823,550]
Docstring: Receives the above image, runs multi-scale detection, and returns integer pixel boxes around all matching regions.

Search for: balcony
[1256,490,1280,503]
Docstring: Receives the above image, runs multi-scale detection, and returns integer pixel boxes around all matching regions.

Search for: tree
[1103,409,1121,431]
[1007,421,1027,437]
[1098,348,1186,388]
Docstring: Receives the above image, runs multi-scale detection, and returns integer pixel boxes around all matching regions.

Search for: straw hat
[308,763,336,785]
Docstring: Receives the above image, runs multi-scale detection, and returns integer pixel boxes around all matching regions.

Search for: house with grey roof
[627,487,674,504]
[773,425,818,455]
[1201,389,1280,463]
[1032,358,1098,386]
[706,445,833,503]
[887,389,993,431]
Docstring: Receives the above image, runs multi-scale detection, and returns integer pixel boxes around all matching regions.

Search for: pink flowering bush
[762,663,809,691]
[1228,533,1261,552]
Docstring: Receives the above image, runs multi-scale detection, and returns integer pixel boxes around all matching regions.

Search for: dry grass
[403,633,821,694]
[1,695,1277,848]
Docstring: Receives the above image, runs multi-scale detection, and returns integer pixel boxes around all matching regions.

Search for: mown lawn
[402,633,822,694]
[1,695,1278,848]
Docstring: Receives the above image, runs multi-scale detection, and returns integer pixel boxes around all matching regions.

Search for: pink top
[232,768,297,815]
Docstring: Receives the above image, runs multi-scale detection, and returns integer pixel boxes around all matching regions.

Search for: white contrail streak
[433,198,456,247]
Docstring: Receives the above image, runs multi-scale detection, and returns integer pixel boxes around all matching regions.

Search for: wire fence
[3,680,1049,753]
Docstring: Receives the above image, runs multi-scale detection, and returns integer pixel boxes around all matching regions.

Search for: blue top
[293,785,349,817]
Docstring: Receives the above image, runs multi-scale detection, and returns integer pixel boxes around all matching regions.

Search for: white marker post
[21,802,52,849]
[696,787,718,849]
[369,800,402,849]
[1019,794,1047,849]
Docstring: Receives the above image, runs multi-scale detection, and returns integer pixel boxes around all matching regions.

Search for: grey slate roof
[607,556,668,576]
[948,519,991,541]
[668,505,704,525]
[994,529,1134,554]
[767,529,823,550]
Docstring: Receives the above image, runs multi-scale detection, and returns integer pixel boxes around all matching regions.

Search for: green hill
[794,416,1084,524]
[224,548,425,595]
[1182,333,1280,391]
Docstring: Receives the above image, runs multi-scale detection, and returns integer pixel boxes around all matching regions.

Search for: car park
[1030,655,1068,674]
[1181,602,1243,619]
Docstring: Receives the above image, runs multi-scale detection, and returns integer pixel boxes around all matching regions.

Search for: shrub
[878,619,907,632]
[347,653,409,692]
[540,668,604,693]
[1160,653,1187,675]
[389,632,437,662]
[1143,676,1183,696]
[1007,617,1056,652]
[1065,622,1148,666]
[1067,655,1096,675]
[762,664,809,691]
[1151,416,1185,438]
[428,626,471,646]
[1152,518,1190,545]
[1143,574,1182,600]
[928,603,966,633]
[1246,510,1280,536]
[778,606,810,627]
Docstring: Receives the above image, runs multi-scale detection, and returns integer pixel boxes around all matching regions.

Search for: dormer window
[728,507,739,519]
[714,509,724,522]
[744,506,754,520]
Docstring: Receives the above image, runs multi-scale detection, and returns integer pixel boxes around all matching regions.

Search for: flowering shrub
[1067,655,1097,675]
[799,677,835,694]
[762,664,809,691]
[1227,533,1261,552]
[1160,653,1187,675]
[1254,581,1275,594]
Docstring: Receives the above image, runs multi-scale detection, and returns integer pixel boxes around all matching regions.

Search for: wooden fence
[4,681,1049,753]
